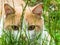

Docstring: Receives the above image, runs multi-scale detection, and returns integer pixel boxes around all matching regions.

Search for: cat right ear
[4,4,15,16]
[32,3,43,16]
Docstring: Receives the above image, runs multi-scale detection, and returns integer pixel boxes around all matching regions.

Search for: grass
[0,0,42,45]
[0,0,60,45]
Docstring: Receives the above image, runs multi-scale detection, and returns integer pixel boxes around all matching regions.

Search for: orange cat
[3,3,52,45]
[0,0,55,45]
[4,2,43,31]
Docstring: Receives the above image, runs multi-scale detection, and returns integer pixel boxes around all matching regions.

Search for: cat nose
[28,25,35,30]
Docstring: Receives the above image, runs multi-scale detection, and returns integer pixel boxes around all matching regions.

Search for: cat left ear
[32,3,43,16]
[4,4,15,16]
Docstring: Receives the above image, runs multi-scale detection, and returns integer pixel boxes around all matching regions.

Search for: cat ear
[4,4,15,16]
[32,3,43,16]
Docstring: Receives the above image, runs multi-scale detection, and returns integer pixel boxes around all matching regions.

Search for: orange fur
[4,0,43,31]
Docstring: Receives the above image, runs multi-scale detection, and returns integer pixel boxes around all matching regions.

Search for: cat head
[4,3,43,39]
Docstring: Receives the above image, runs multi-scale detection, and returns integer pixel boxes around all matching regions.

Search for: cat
[4,3,43,30]
[3,3,51,45]
[0,0,55,45]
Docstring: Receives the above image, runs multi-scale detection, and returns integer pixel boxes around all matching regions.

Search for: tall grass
[43,0,60,45]
[0,0,42,45]
[0,0,60,45]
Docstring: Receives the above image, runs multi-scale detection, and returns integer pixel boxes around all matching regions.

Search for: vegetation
[0,0,60,45]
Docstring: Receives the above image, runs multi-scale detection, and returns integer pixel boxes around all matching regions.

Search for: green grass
[0,0,60,45]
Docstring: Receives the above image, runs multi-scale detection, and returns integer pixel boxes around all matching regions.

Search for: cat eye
[11,25,19,30]
[28,25,35,30]
[28,25,41,31]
